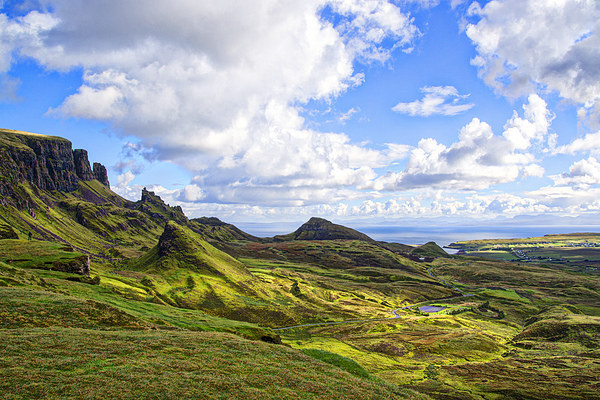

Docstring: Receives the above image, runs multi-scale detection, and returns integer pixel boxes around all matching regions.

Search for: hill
[273,217,376,242]
[411,241,449,258]
[189,216,261,242]
[2,128,598,399]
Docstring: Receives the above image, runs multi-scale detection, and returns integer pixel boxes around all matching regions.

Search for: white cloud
[112,171,138,199]
[551,157,600,188]
[1,0,421,206]
[0,10,59,73]
[177,185,206,202]
[338,107,358,123]
[392,86,474,116]
[554,130,600,155]
[375,94,552,191]
[403,0,441,9]
[502,94,553,150]
[116,171,135,187]
[466,0,600,123]
[451,0,467,9]
[328,0,420,60]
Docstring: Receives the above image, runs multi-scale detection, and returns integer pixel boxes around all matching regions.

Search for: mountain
[0,128,108,202]
[0,128,189,258]
[2,128,599,399]
[272,217,376,242]
[189,217,261,242]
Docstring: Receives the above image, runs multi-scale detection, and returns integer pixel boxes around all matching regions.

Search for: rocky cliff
[135,188,187,225]
[0,129,110,208]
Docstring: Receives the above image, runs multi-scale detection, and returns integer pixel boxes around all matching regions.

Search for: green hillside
[2,129,599,400]
[411,242,449,258]
[273,217,376,242]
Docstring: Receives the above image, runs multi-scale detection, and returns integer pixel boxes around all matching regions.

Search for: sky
[1,0,600,227]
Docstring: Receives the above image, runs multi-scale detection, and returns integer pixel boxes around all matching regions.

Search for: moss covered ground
[0,164,598,399]
[1,328,423,400]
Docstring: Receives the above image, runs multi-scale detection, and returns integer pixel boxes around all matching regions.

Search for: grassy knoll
[280,311,518,382]
[0,260,274,339]
[0,239,89,274]
[0,328,426,400]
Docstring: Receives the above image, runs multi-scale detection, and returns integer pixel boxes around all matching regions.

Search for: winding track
[273,265,473,331]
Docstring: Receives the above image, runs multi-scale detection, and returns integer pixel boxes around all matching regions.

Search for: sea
[235,222,600,252]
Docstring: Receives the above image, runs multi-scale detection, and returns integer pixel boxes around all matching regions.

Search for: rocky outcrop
[0,129,79,194]
[135,188,187,225]
[0,129,111,208]
[93,162,110,188]
[0,223,18,239]
[73,149,95,181]
[52,254,91,276]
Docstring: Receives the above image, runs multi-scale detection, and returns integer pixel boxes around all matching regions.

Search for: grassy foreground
[0,328,427,400]
[0,248,427,399]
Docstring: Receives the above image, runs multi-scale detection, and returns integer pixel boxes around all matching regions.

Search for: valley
[1,129,599,399]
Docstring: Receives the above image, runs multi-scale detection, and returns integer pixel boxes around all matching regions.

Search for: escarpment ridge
[0,128,109,208]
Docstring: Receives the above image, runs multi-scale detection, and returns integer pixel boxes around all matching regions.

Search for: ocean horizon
[235,222,600,248]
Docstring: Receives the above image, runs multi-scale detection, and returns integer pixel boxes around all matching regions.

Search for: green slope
[273,217,376,242]
[0,327,427,400]
[0,258,423,399]
[411,242,450,258]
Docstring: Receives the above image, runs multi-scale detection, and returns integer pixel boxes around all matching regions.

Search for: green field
[0,133,598,400]
[448,233,600,273]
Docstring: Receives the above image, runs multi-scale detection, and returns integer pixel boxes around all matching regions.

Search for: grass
[301,349,371,378]
[0,239,85,270]
[0,328,421,400]
[0,134,598,400]
[448,233,600,271]
[480,288,531,303]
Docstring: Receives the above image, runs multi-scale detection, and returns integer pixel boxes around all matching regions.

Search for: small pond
[419,306,446,313]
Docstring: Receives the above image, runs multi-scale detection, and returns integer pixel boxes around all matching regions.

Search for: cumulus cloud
[177,184,206,202]
[0,0,421,206]
[554,130,600,155]
[392,86,474,117]
[551,157,600,188]
[502,93,554,150]
[374,94,551,191]
[466,0,600,123]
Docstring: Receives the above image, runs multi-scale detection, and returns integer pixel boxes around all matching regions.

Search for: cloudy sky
[1,0,599,225]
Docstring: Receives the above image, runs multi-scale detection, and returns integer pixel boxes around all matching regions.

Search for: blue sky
[1,0,599,225]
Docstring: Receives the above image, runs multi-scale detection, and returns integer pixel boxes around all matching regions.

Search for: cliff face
[93,162,110,187]
[73,149,95,181]
[0,129,110,208]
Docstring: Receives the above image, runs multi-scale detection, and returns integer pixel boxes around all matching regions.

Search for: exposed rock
[137,188,187,225]
[0,223,18,239]
[93,162,110,187]
[73,149,94,181]
[52,254,91,276]
[0,129,111,209]
[158,221,185,258]
[0,129,79,197]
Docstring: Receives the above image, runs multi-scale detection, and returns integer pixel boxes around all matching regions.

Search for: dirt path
[273,266,473,331]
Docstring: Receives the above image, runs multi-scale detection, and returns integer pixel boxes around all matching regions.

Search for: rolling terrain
[1,128,599,399]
